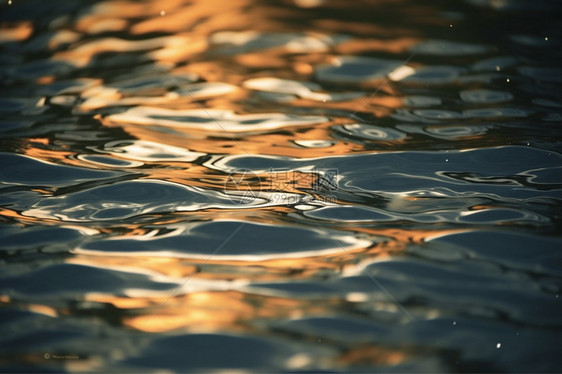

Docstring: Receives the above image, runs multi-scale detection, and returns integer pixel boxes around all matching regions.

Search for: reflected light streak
[0,21,33,42]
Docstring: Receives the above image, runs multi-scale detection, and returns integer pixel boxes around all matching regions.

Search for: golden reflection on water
[0,21,33,42]
[121,291,335,333]
[62,225,463,339]
[0,0,503,370]
[107,120,370,158]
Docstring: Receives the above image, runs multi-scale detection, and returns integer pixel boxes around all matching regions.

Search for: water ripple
[23,180,243,222]
[334,123,407,141]
[315,56,403,85]
[411,40,492,56]
[0,153,121,187]
[2,0,562,372]
[460,89,513,103]
[96,140,205,163]
[106,106,328,132]
[79,220,372,260]
[1,263,177,301]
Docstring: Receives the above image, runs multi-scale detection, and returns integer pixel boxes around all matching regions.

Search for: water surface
[1,0,562,372]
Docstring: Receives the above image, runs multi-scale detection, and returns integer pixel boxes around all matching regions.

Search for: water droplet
[496,343,501,349]
[160,10,166,16]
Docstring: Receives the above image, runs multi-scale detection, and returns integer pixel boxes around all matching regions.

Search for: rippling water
[1,0,562,372]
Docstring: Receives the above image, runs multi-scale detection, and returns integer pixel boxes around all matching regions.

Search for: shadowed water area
[1,0,562,372]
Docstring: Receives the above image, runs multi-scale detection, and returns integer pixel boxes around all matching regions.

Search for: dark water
[1,0,562,372]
